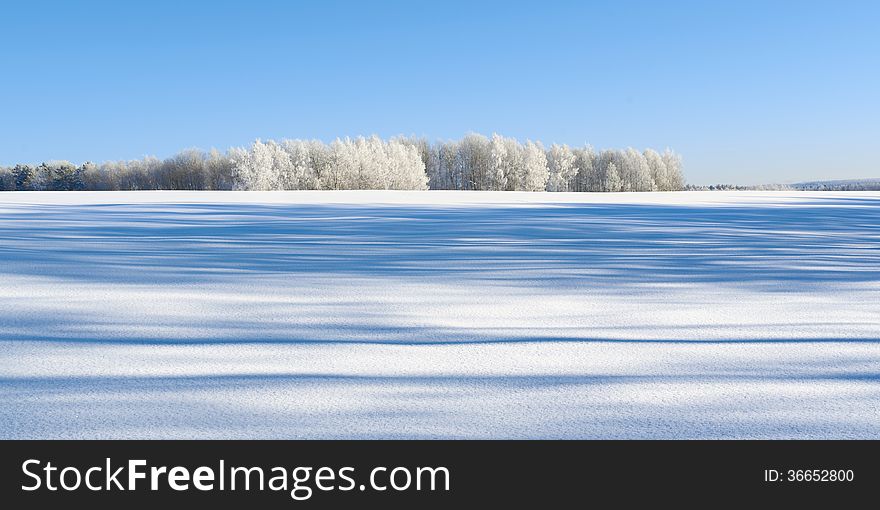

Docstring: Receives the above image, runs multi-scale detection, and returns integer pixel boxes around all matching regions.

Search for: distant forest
[0,134,685,192]
[687,178,880,191]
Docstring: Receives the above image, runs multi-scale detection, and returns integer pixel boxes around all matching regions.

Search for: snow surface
[1,190,879,438]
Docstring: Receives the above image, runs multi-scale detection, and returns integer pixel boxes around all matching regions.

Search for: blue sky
[1,0,877,184]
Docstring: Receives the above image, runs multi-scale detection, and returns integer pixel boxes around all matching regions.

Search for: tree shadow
[2,370,879,439]
[2,194,880,438]
[1,196,879,289]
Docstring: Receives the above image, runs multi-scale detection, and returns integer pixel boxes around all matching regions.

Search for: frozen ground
[1,190,879,438]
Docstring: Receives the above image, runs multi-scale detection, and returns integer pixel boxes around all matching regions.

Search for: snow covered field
[1,190,879,438]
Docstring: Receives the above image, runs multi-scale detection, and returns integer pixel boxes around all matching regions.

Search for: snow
[1,190,879,438]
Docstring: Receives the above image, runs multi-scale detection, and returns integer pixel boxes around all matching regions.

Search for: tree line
[0,134,685,192]
[685,180,880,191]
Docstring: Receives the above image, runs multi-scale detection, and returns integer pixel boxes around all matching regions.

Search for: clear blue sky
[1,0,878,184]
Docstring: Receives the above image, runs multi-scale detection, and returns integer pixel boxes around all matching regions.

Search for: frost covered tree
[573,145,597,192]
[205,148,236,190]
[255,136,426,191]
[158,149,207,190]
[662,149,685,190]
[0,133,682,192]
[422,140,456,190]
[385,138,429,190]
[643,148,668,191]
[488,134,510,191]
[79,161,108,191]
[547,144,577,192]
[228,146,253,190]
[622,148,654,192]
[604,160,621,192]
[519,140,548,191]
[482,134,548,191]
[230,140,283,191]
[431,140,464,190]
[279,140,319,190]
[456,133,490,190]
